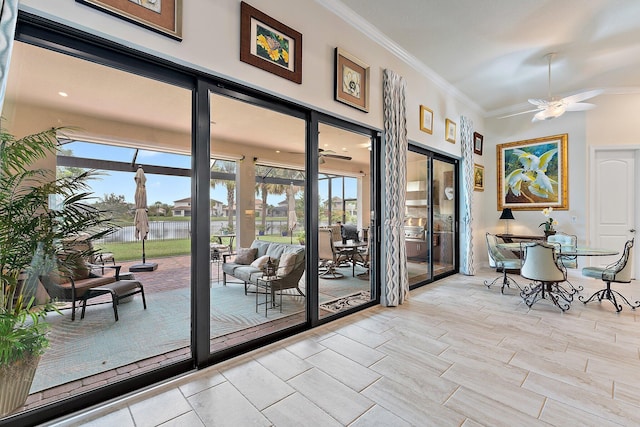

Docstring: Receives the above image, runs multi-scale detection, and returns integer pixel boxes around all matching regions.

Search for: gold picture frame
[76,0,182,40]
[240,1,303,84]
[474,164,485,191]
[419,105,433,134]
[335,48,370,112]
[445,118,456,143]
[497,134,568,211]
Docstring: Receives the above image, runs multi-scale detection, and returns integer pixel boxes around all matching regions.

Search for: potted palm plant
[0,127,116,416]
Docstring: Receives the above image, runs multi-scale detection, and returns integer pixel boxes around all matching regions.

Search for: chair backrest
[521,242,566,282]
[486,232,518,265]
[341,224,359,242]
[605,238,634,283]
[547,232,577,251]
[547,232,578,268]
[318,229,336,261]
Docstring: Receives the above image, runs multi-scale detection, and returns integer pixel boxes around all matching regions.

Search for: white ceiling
[334,0,640,116]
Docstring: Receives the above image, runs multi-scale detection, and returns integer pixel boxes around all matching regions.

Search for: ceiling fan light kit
[500,53,602,122]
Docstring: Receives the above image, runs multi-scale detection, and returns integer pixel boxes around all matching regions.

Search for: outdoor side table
[255,276,282,316]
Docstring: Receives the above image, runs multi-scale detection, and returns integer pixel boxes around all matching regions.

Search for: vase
[0,354,40,416]
[544,230,556,237]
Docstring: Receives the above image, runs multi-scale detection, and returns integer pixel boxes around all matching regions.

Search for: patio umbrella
[287,183,297,244]
[130,166,158,272]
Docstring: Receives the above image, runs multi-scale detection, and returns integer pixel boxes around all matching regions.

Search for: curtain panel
[0,0,18,116]
[459,116,475,275]
[382,69,409,306]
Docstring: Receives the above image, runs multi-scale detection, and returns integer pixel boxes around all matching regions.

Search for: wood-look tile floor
[46,267,640,426]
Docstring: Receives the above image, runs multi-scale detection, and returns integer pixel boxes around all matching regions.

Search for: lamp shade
[499,208,515,220]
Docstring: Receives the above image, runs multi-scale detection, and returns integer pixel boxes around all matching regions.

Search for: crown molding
[316,0,484,115]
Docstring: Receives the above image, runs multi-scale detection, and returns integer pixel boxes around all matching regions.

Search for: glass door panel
[406,150,432,285]
[4,41,193,415]
[433,159,456,275]
[209,93,306,350]
[317,122,373,318]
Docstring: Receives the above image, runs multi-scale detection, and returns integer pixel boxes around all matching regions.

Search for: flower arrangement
[539,207,558,232]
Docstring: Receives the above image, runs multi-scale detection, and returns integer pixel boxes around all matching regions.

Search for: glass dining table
[495,242,619,311]
[496,242,618,258]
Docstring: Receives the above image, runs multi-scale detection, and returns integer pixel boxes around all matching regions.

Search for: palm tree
[255,166,288,234]
[210,160,236,231]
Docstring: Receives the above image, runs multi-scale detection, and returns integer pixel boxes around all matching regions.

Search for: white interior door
[591,149,637,276]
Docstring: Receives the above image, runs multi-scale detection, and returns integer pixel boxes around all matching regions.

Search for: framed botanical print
[445,118,456,143]
[474,164,484,191]
[335,48,370,112]
[497,134,568,210]
[420,105,433,134]
[76,0,182,40]
[240,1,303,84]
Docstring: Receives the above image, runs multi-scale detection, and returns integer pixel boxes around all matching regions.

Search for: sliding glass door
[208,92,308,351]
[406,145,458,287]
[316,121,376,318]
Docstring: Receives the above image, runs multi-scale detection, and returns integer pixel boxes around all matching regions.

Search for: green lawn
[97,239,191,261]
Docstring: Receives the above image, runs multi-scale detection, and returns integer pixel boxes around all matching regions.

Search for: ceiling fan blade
[561,89,603,104]
[323,154,353,161]
[565,102,597,112]
[497,108,542,119]
[528,98,549,107]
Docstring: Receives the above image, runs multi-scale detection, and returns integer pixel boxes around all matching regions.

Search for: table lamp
[499,208,515,235]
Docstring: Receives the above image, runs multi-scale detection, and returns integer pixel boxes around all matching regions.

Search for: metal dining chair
[484,232,521,293]
[520,241,572,311]
[580,238,637,312]
[547,232,578,268]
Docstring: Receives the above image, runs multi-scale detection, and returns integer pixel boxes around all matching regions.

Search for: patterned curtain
[0,0,18,116]
[382,69,409,305]
[459,116,475,275]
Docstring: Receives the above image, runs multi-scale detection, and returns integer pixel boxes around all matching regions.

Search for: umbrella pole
[142,238,146,264]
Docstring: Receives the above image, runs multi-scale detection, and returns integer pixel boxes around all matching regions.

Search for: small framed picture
[473,132,484,155]
[76,0,182,40]
[240,1,303,84]
[474,164,485,191]
[419,105,433,134]
[445,118,456,143]
[335,48,370,112]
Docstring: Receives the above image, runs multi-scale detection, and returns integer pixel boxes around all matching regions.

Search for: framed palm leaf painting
[497,134,568,210]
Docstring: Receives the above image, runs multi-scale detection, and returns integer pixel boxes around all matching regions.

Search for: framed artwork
[419,105,433,134]
[335,48,370,112]
[473,132,483,155]
[76,0,182,40]
[240,1,303,84]
[497,134,568,211]
[445,118,456,143]
[474,164,485,191]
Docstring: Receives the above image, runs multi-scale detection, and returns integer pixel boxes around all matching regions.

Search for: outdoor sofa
[222,240,305,299]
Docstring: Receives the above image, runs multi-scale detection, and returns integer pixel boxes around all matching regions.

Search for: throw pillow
[250,255,274,270]
[234,247,257,265]
[278,252,297,276]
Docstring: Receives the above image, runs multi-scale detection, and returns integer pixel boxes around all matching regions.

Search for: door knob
[630,229,636,233]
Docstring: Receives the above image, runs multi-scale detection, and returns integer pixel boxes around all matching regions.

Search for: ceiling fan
[499,53,603,122]
[318,148,351,163]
